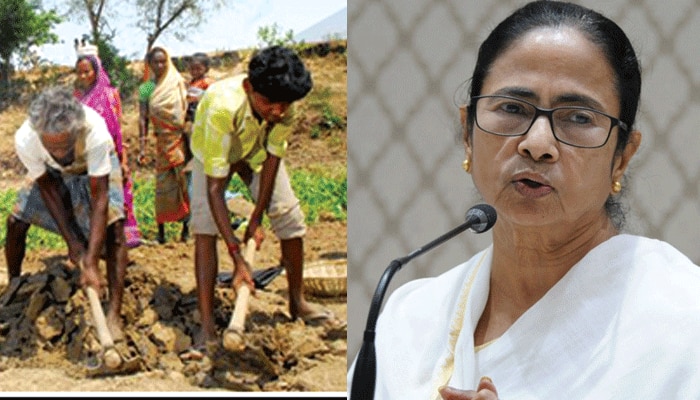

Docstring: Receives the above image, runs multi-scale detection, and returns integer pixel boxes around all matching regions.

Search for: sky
[39,0,347,66]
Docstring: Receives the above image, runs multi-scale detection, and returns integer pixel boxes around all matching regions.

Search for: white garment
[348,234,700,399]
[15,105,114,180]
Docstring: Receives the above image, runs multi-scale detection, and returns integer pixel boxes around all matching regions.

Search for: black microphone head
[465,204,497,233]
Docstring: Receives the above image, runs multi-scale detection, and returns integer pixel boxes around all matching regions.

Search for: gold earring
[462,159,471,173]
[612,181,622,193]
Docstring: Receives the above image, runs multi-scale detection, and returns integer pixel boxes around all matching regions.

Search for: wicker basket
[304,259,347,297]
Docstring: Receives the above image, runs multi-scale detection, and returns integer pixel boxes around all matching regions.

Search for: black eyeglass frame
[469,95,629,149]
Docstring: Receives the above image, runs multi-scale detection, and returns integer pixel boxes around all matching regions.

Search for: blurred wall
[347,0,700,368]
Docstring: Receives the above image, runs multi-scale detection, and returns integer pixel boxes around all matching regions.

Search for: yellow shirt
[190,74,293,177]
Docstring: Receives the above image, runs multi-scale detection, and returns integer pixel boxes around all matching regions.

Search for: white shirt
[15,105,114,180]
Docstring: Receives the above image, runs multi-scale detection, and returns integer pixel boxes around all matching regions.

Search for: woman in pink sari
[74,54,142,248]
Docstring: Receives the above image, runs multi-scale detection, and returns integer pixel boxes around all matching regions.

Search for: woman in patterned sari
[138,46,190,244]
[74,53,142,248]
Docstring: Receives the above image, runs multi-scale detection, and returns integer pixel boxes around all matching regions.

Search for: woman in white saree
[348,1,700,399]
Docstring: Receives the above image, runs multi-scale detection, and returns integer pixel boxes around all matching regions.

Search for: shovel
[85,286,122,370]
[222,238,257,352]
[220,193,283,289]
[252,265,284,289]
[85,336,143,376]
[217,265,284,290]
[80,260,142,375]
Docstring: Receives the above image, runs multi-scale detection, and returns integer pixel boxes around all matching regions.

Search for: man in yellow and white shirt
[189,46,336,349]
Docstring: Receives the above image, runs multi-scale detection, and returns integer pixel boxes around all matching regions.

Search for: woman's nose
[517,116,559,162]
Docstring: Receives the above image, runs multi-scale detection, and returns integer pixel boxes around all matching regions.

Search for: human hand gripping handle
[244,218,265,250]
[223,238,257,351]
[67,239,86,270]
[228,238,256,293]
[78,253,103,295]
[81,258,122,370]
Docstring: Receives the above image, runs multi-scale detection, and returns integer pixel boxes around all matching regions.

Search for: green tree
[132,0,222,54]
[257,23,296,48]
[94,36,140,99]
[63,0,113,43]
[0,0,61,87]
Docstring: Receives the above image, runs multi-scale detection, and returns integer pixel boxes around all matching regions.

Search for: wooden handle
[242,237,257,267]
[228,285,250,332]
[86,286,114,348]
[227,238,257,333]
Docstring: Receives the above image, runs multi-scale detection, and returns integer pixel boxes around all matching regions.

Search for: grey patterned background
[347,0,700,368]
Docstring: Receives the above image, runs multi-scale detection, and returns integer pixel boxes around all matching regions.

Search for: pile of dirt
[0,255,347,391]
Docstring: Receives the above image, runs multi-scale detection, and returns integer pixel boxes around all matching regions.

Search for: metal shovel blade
[217,266,284,290]
[252,266,284,289]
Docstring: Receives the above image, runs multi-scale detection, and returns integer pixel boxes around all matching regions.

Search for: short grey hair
[28,86,86,137]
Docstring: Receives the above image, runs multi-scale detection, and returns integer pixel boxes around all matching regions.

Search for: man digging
[187,45,342,357]
[4,86,128,342]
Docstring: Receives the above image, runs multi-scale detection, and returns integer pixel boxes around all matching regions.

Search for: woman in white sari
[348,1,700,399]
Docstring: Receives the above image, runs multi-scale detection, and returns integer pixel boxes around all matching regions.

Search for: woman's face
[466,27,639,229]
[149,50,168,80]
[76,59,96,90]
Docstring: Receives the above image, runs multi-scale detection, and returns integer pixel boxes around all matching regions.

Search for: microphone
[350,204,497,400]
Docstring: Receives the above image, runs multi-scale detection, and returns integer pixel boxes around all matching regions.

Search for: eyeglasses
[469,95,628,148]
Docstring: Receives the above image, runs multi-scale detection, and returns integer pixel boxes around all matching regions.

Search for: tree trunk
[0,57,12,90]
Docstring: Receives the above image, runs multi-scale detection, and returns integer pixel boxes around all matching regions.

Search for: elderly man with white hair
[4,86,128,340]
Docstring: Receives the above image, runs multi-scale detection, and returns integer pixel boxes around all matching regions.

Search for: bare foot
[181,330,219,361]
[193,328,218,348]
[292,301,345,328]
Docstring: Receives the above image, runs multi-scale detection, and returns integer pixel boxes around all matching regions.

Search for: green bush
[255,23,317,55]
[304,86,346,137]
[292,169,347,223]
[256,23,296,49]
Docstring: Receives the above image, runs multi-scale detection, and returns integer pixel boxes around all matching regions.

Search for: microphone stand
[350,218,477,400]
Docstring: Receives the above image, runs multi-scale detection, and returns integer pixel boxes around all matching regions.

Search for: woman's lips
[511,174,553,198]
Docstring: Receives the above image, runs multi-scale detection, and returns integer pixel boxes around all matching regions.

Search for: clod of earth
[0,259,347,390]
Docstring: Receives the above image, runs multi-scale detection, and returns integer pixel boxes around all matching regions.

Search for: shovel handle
[85,286,114,348]
[243,237,257,268]
[227,238,257,333]
[228,285,250,332]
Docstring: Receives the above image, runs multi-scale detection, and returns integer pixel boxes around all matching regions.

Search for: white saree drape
[349,234,700,399]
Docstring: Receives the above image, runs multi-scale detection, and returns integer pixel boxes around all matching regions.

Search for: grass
[303,86,346,140]
[0,168,346,249]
